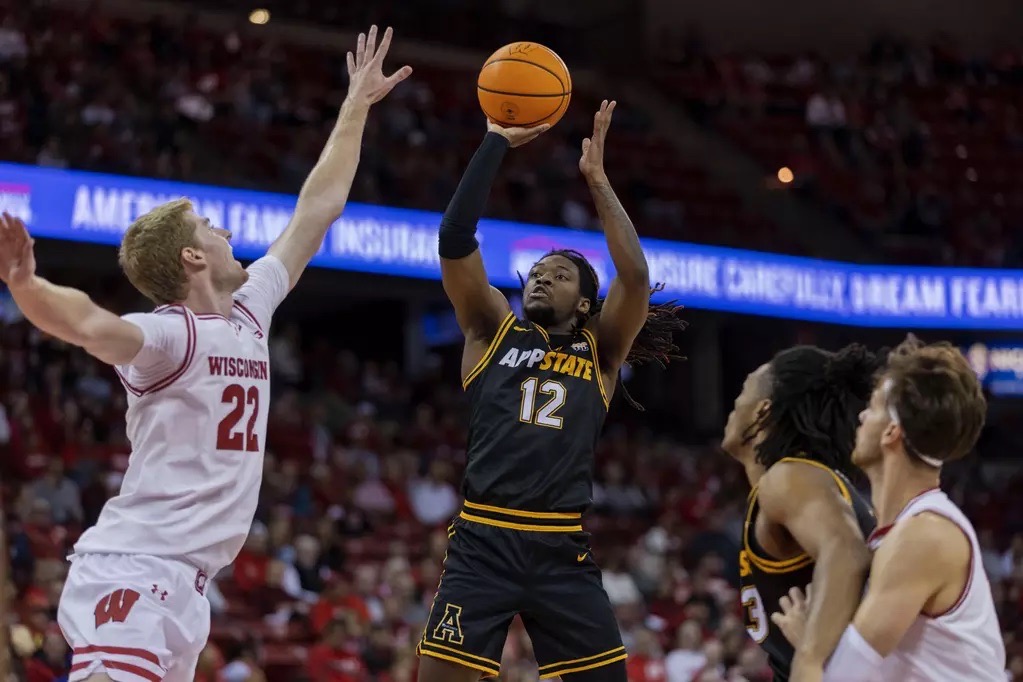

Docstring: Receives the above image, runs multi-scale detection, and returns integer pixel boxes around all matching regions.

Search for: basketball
[477,42,572,128]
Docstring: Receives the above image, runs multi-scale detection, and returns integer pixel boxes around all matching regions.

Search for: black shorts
[416,514,626,679]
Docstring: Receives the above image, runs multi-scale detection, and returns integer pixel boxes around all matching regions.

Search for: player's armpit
[757,462,870,670]
[233,256,290,332]
[850,513,969,657]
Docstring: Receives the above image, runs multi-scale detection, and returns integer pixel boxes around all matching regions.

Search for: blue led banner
[2,161,1022,329]
[964,343,1023,396]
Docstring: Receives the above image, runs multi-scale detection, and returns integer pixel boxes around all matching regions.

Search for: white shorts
[57,553,211,682]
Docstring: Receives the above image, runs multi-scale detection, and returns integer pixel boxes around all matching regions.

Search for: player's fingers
[356,32,366,66]
[385,65,413,87]
[346,51,356,75]
[581,138,591,155]
[770,612,785,627]
[365,25,378,62]
[372,26,393,65]
[789,586,805,606]
[778,595,792,613]
[805,583,813,604]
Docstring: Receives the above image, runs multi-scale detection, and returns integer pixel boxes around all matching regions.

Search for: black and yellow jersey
[739,457,875,682]
[461,311,610,526]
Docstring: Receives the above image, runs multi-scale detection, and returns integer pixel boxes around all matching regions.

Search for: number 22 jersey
[73,256,289,576]
[739,458,875,682]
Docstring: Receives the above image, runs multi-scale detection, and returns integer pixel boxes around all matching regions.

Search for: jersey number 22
[217,384,261,452]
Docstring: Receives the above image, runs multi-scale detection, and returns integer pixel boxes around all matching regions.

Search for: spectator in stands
[665,621,706,682]
[627,627,668,681]
[307,617,369,682]
[407,460,457,527]
[29,460,82,526]
[20,626,68,682]
[221,638,267,682]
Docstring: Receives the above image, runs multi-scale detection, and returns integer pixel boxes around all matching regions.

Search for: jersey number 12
[519,378,567,429]
[217,384,260,452]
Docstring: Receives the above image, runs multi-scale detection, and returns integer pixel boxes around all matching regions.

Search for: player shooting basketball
[417,101,685,682]
[771,338,1005,681]
[722,344,884,682]
[0,26,410,682]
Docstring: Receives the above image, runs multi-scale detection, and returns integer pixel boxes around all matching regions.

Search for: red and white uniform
[58,256,289,682]
[867,488,1005,682]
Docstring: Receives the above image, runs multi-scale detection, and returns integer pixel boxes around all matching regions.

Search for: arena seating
[3,4,1023,681]
[652,36,1023,267]
[0,1,783,256]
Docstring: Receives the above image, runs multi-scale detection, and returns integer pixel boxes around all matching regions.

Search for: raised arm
[757,461,871,681]
[268,25,412,289]
[0,213,143,366]
[439,122,548,350]
[580,101,650,372]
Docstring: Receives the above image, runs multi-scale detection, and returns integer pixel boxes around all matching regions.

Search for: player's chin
[523,299,555,322]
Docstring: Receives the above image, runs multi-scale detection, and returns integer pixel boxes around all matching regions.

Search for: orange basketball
[478,42,572,128]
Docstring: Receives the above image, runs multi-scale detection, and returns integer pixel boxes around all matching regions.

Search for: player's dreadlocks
[743,343,889,476]
[525,248,688,410]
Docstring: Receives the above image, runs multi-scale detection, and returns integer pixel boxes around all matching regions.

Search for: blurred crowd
[2,306,1023,681]
[653,32,1023,266]
[0,0,780,253]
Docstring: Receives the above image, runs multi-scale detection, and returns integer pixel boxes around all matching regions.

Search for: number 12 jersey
[73,256,289,576]
[462,313,611,515]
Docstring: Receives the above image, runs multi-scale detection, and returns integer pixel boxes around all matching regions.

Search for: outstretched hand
[579,99,616,182]
[486,119,551,148]
[346,25,413,107]
[0,212,36,288]
[771,584,812,648]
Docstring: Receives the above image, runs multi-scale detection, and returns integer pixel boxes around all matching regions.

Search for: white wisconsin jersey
[868,488,1005,681]
[74,256,289,575]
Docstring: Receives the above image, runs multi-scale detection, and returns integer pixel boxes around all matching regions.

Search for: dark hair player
[415,100,685,682]
[722,344,885,681]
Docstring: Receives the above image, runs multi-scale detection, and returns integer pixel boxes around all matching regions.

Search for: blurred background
[1,0,1022,680]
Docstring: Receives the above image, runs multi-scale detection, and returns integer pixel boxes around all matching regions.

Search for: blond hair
[119,198,197,304]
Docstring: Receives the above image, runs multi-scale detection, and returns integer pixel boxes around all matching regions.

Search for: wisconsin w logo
[94,589,141,629]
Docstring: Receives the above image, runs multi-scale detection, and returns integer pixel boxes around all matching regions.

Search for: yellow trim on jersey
[743,487,813,573]
[777,456,853,503]
[462,311,517,390]
[417,647,500,677]
[418,640,501,668]
[534,322,551,344]
[579,328,609,409]
[459,511,583,533]
[462,500,582,520]
[742,457,854,574]
[538,646,626,672]
[538,648,629,679]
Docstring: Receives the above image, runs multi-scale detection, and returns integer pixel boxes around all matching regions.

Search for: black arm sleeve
[438,132,510,259]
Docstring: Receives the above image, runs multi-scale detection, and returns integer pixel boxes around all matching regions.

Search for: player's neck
[743,456,767,488]
[869,452,941,527]
[182,279,234,318]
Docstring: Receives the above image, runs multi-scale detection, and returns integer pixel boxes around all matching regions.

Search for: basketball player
[721,344,883,682]
[417,100,685,682]
[771,338,1005,681]
[0,26,410,682]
